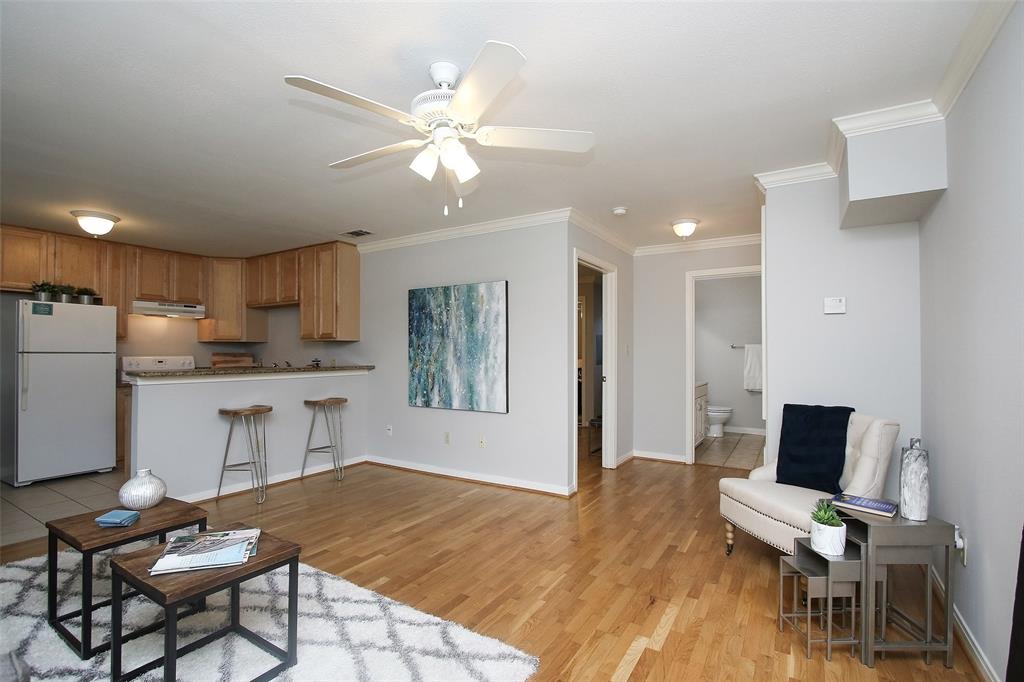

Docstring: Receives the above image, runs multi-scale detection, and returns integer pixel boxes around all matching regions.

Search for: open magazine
[150,528,261,575]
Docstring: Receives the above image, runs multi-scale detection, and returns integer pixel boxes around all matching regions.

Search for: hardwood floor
[1,457,979,681]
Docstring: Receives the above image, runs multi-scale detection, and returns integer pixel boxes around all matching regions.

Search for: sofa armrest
[748,460,776,482]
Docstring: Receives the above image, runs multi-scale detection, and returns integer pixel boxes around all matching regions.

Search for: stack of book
[830,493,898,518]
[95,510,141,528]
[150,528,261,575]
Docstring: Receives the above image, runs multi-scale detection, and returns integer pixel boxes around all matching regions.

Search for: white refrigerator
[1,298,116,486]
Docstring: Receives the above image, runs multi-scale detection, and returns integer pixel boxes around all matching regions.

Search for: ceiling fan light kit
[285,40,594,191]
[672,218,699,238]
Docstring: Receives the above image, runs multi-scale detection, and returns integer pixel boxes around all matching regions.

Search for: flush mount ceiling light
[611,206,628,217]
[672,218,700,238]
[71,210,120,237]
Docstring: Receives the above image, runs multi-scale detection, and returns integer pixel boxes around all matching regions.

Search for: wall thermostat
[823,296,847,315]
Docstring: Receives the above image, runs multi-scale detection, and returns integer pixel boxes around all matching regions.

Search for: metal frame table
[45,498,207,659]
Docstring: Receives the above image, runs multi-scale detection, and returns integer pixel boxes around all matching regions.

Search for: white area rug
[0,544,538,681]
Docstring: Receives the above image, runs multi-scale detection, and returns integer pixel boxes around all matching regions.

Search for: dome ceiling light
[71,210,120,237]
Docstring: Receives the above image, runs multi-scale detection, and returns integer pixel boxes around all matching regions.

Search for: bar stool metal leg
[300,407,318,478]
[301,401,345,480]
[217,416,236,498]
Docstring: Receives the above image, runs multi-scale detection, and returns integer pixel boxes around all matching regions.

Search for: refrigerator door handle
[20,303,29,410]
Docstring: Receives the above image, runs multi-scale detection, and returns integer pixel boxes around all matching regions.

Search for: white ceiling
[1,2,976,255]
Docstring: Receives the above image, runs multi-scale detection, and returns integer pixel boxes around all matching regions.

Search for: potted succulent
[31,281,58,302]
[57,283,77,303]
[76,287,97,305]
[810,500,847,555]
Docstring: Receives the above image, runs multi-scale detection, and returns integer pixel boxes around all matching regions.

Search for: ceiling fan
[285,41,595,185]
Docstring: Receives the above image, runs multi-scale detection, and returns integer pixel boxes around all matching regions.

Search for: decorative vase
[810,520,847,556]
[118,469,167,510]
[78,294,94,305]
[899,437,930,521]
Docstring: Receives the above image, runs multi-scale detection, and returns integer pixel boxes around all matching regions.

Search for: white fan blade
[285,76,420,127]
[329,139,428,169]
[474,126,595,153]
[447,41,526,124]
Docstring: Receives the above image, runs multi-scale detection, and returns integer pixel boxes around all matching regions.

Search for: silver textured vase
[899,437,929,521]
[118,468,167,510]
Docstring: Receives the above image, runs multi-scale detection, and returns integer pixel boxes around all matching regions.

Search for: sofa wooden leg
[725,521,735,556]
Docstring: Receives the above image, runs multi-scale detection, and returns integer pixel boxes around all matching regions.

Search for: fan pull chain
[442,170,449,216]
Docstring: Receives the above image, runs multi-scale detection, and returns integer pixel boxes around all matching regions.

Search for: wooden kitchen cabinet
[197,257,267,342]
[101,242,128,339]
[170,252,204,304]
[299,241,359,341]
[245,257,261,306]
[53,233,104,292]
[127,246,173,301]
[246,250,300,307]
[276,249,299,304]
[0,225,53,291]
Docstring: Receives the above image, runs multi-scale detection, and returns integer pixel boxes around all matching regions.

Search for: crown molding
[357,208,572,253]
[934,1,1015,115]
[826,99,943,171]
[567,208,634,255]
[754,163,836,193]
[634,233,760,257]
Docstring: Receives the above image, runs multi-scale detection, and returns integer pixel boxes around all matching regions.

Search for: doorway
[571,250,618,493]
[684,265,764,466]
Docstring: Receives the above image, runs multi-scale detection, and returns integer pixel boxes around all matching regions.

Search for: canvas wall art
[408,281,508,413]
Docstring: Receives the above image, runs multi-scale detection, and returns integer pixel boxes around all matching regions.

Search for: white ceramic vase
[118,469,167,510]
[810,520,847,556]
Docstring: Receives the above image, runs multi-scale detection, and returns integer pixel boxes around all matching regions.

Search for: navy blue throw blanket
[775,404,854,494]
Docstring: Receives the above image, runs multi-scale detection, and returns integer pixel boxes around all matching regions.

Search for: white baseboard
[633,450,692,464]
[616,451,636,466]
[724,426,767,436]
[929,566,1001,682]
[181,456,370,503]
[364,454,572,497]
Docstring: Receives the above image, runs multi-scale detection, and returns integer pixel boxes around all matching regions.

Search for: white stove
[121,355,195,380]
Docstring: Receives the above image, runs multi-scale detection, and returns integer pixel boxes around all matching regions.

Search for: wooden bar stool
[217,405,272,504]
[301,397,348,480]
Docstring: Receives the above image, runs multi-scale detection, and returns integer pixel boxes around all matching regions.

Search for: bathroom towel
[743,344,762,391]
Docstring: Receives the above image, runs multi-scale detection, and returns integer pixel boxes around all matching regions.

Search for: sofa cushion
[776,404,853,494]
[719,478,829,535]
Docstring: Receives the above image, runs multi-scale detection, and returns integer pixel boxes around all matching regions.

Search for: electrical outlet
[385,424,393,437]
[478,437,487,448]
[444,431,451,445]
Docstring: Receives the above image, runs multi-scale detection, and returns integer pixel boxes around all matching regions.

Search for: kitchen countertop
[124,364,375,378]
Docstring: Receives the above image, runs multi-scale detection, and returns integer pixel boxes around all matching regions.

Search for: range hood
[131,300,206,319]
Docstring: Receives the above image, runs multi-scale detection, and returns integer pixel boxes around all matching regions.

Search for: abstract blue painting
[408,281,508,413]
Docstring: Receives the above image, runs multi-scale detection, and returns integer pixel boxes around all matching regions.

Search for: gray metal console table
[842,509,956,668]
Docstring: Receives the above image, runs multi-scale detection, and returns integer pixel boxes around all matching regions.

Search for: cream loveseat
[719,413,900,555]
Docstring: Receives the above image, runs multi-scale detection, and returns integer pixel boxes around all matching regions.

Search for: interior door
[17,353,115,482]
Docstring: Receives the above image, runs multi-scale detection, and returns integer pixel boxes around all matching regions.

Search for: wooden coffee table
[109,525,300,682]
[45,497,207,659]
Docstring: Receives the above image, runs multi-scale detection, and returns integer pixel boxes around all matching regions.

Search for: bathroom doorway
[685,265,765,470]
[577,263,603,474]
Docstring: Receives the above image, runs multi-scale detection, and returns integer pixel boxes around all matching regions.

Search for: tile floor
[0,469,128,546]
[694,433,765,470]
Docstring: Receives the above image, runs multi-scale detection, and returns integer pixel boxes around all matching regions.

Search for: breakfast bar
[123,366,373,501]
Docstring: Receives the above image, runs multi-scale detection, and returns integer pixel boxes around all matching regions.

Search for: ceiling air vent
[342,229,372,237]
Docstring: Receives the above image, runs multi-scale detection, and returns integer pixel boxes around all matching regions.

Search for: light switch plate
[823,296,846,315]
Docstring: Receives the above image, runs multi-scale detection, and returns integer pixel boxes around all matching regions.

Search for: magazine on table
[830,493,898,518]
[150,528,261,575]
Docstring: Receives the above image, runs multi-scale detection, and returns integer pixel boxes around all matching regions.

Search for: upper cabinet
[246,249,300,307]
[299,241,359,341]
[53,234,104,292]
[197,258,267,342]
[126,246,204,304]
[101,243,128,339]
[0,225,53,291]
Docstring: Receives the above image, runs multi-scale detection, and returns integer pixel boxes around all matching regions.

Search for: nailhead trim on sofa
[720,492,805,554]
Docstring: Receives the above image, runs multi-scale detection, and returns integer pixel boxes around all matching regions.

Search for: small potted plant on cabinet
[76,287,97,305]
[810,500,847,556]
[31,281,58,302]
[56,284,76,303]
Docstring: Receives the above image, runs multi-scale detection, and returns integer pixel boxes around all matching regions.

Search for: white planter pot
[118,468,167,510]
[810,520,847,556]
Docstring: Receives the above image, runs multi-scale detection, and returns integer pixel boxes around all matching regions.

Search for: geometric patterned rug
[0,543,538,681]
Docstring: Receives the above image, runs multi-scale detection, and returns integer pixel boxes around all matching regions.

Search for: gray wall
[763,177,920,499]
[695,276,764,431]
[919,6,1023,678]
[356,220,572,494]
[632,244,760,457]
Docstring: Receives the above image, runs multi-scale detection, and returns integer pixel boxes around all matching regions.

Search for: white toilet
[706,405,733,438]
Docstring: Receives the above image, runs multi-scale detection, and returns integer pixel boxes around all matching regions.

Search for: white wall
[919,6,1023,678]
[568,222,635,472]
[695,276,764,431]
[763,177,920,497]
[632,244,760,458]
[359,220,571,495]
